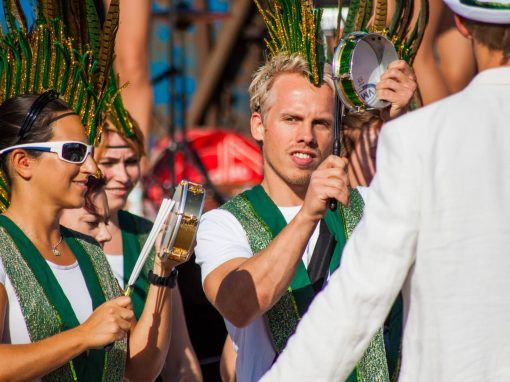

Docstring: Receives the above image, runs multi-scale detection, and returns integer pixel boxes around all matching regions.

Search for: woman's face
[30,113,97,209]
[96,132,141,213]
[60,190,112,248]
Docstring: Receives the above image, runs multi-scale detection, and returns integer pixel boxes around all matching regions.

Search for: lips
[105,187,129,197]
[290,150,317,167]
[72,180,88,191]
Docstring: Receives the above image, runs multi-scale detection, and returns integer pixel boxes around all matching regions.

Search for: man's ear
[9,149,36,181]
[250,112,265,142]
[454,15,472,40]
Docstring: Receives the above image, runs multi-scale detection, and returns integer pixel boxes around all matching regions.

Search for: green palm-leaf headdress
[255,0,325,86]
[31,0,136,138]
[0,0,121,143]
[0,0,122,211]
[338,0,429,64]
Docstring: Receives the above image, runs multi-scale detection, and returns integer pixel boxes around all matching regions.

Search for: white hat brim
[444,0,510,24]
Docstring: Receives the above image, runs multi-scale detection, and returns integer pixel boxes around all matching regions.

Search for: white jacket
[262,67,510,382]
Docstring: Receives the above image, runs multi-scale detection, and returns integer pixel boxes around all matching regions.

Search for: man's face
[251,73,334,187]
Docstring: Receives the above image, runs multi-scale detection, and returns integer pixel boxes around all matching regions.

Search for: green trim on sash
[243,185,346,319]
[118,210,154,320]
[222,186,390,382]
[0,216,126,381]
[460,0,510,9]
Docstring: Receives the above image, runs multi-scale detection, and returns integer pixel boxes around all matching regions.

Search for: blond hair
[95,114,146,159]
[249,53,335,118]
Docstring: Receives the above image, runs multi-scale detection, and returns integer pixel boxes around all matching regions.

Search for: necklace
[3,212,64,256]
[51,235,64,256]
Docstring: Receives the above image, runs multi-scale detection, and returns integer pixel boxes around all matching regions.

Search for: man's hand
[377,60,417,121]
[300,155,350,222]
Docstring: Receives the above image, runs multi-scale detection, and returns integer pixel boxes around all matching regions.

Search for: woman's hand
[76,296,134,348]
[154,220,190,275]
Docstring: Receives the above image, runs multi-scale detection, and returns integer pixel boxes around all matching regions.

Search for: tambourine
[332,32,399,111]
[124,180,205,297]
[159,180,206,263]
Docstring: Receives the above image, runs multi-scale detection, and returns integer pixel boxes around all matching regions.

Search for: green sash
[222,185,390,382]
[244,185,346,327]
[118,210,154,320]
[0,215,126,382]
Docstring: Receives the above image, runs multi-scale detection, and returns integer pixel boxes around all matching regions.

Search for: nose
[96,222,112,248]
[114,162,130,184]
[81,154,98,176]
[296,122,315,146]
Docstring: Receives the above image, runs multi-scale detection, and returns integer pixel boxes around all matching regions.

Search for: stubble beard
[265,154,316,187]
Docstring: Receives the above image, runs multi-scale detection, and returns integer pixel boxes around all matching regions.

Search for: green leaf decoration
[254,0,325,86]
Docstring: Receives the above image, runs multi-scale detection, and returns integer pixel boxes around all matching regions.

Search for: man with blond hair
[262,1,510,381]
[195,48,416,381]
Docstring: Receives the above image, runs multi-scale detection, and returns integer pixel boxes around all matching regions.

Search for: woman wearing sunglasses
[0,93,179,381]
[95,119,203,381]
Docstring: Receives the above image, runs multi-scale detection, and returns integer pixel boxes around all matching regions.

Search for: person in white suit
[261,1,510,381]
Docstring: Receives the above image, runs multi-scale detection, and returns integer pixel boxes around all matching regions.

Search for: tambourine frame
[159,180,205,263]
[332,32,399,112]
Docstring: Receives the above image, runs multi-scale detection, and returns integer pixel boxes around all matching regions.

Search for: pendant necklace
[3,212,63,256]
[51,235,64,256]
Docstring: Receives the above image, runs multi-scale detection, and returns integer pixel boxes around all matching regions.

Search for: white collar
[470,67,510,86]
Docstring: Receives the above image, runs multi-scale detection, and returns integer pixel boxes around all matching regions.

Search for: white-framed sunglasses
[0,141,94,164]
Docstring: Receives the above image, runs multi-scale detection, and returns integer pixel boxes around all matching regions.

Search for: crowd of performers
[1,0,510,381]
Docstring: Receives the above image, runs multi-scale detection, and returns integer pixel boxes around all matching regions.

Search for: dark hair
[461,17,510,61]
[84,175,106,215]
[0,94,71,184]
[341,110,381,157]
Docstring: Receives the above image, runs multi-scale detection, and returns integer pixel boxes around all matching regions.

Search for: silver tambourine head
[331,32,399,112]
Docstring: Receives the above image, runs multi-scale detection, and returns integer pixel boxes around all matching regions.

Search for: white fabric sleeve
[262,118,421,381]
[0,258,5,285]
[195,208,253,284]
[356,186,368,201]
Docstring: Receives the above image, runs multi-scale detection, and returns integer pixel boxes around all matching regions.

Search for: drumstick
[106,199,176,351]
[124,198,176,296]
[329,94,344,211]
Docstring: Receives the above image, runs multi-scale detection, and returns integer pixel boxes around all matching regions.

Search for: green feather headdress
[337,0,429,64]
[0,0,122,211]
[255,0,325,86]
[0,0,121,143]
[105,71,136,138]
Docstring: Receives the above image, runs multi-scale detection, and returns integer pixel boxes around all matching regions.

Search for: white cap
[443,0,510,24]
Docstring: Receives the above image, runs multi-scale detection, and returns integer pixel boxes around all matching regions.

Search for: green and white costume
[195,186,400,381]
[0,216,126,381]
[105,210,154,320]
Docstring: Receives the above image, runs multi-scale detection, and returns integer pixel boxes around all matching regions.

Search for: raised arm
[160,286,203,382]
[262,119,422,381]
[199,155,349,328]
[124,257,176,381]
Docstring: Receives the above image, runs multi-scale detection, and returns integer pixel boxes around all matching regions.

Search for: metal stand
[156,1,226,205]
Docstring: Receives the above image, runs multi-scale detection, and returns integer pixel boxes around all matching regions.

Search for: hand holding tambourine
[125,180,206,296]
[332,32,417,116]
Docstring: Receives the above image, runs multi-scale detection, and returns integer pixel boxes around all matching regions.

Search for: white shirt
[195,187,368,382]
[195,205,320,382]
[262,67,510,381]
[105,253,125,288]
[0,259,92,345]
